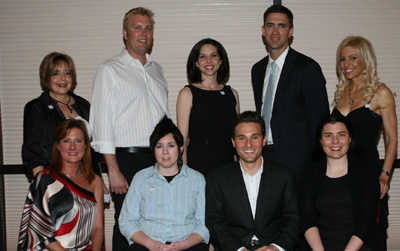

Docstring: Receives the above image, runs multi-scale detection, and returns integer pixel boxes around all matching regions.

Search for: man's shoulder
[289,47,319,65]
[252,55,269,70]
[264,160,295,177]
[208,162,239,179]
[98,52,125,68]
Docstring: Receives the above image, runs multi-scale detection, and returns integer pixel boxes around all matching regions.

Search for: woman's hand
[379,172,390,199]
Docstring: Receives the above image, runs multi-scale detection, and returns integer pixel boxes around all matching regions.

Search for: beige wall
[1,0,399,249]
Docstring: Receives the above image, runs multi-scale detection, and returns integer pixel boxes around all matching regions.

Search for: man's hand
[108,167,129,194]
[104,154,129,194]
[255,245,280,251]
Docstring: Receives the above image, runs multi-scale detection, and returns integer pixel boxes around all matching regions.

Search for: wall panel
[1,0,399,249]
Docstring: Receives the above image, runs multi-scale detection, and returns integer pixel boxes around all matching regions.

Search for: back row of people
[20,4,396,251]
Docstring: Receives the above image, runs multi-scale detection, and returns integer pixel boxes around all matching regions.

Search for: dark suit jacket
[251,47,329,175]
[206,160,301,251]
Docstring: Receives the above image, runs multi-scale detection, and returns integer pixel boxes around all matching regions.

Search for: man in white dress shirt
[89,7,169,251]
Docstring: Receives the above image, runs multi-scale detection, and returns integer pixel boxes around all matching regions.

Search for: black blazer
[21,91,90,173]
[251,47,329,175]
[299,155,383,250]
[206,160,301,251]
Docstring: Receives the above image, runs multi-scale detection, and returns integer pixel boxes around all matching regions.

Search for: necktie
[262,61,277,139]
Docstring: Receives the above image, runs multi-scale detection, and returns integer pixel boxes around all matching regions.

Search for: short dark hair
[313,112,361,160]
[231,111,266,138]
[39,52,77,92]
[150,116,184,166]
[187,38,230,85]
[263,5,294,28]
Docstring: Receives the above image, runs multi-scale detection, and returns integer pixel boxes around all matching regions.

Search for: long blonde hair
[333,36,384,106]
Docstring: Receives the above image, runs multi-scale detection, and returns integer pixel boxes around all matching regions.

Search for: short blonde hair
[333,36,383,106]
[123,7,155,32]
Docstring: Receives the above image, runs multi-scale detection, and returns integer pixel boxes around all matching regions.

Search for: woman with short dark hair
[119,116,209,251]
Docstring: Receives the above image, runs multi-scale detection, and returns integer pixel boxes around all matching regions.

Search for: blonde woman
[333,36,397,248]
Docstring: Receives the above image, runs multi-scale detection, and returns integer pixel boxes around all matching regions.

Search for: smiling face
[232,122,267,169]
[123,14,154,59]
[57,128,86,166]
[196,44,222,78]
[154,133,183,171]
[262,12,293,58]
[339,46,366,83]
[320,122,351,160]
[49,62,72,97]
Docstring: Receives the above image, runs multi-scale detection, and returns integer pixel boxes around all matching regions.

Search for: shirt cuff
[90,141,116,154]
[271,243,285,251]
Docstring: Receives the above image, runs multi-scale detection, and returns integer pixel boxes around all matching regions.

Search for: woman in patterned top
[18,120,104,251]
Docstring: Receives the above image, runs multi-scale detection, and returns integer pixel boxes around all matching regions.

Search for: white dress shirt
[261,47,289,145]
[238,158,285,251]
[90,48,169,154]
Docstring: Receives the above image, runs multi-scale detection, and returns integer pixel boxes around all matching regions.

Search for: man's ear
[123,28,128,40]
[231,138,236,148]
[262,135,267,146]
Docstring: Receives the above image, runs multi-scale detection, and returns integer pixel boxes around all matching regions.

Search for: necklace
[348,84,363,106]
[63,169,81,180]
[54,95,73,113]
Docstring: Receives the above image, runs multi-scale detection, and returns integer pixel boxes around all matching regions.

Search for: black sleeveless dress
[333,106,388,229]
[186,85,237,177]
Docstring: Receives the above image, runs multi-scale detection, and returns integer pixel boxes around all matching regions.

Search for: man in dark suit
[206,111,300,251]
[251,5,329,176]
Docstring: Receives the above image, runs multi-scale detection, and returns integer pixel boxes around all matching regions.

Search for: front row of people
[18,110,383,251]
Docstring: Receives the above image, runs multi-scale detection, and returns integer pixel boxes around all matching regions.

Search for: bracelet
[381,169,390,176]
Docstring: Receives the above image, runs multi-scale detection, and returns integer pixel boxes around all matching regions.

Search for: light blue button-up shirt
[119,163,209,245]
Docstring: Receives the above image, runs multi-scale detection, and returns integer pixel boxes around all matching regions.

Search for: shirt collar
[119,48,153,66]
[147,163,190,180]
[269,46,289,70]
[239,157,264,177]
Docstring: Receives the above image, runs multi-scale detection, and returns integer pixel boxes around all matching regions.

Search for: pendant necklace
[54,95,73,113]
[63,169,81,180]
[348,84,362,106]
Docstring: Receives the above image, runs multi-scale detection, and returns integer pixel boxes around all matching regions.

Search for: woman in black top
[22,52,93,177]
[299,113,382,251]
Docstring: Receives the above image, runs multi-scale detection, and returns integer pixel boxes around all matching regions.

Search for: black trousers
[112,151,155,251]
[130,242,208,251]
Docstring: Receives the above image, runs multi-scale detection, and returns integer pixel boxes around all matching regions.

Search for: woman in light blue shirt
[119,116,209,251]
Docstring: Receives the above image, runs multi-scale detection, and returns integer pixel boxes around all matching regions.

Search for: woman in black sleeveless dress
[177,38,239,178]
[332,36,397,249]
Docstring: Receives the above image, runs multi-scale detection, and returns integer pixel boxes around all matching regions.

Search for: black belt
[116,147,151,154]
[264,144,275,152]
